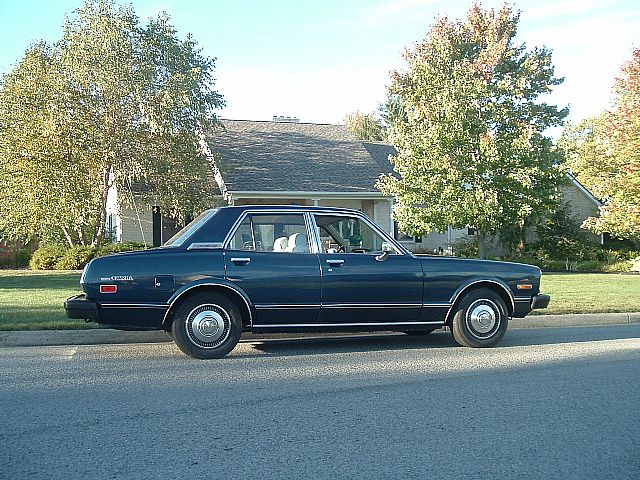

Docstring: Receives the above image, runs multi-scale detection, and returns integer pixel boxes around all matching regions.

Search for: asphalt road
[1,325,639,480]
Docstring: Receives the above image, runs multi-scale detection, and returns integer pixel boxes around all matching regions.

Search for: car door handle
[230,257,251,264]
[326,259,344,267]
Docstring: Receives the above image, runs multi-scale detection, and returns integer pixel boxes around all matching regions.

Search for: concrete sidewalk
[1,312,639,348]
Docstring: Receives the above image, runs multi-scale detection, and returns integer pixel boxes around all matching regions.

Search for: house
[111,118,602,252]
[111,118,397,244]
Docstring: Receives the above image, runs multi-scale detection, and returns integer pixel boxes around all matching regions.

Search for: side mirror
[375,243,395,262]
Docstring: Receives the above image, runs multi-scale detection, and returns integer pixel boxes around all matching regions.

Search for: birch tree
[0,0,224,246]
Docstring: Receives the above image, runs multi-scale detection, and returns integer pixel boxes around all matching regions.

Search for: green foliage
[532,202,595,259]
[28,241,147,270]
[54,246,96,270]
[29,245,66,270]
[575,260,606,272]
[451,237,479,258]
[577,48,640,241]
[343,111,386,141]
[0,247,32,268]
[602,261,633,273]
[15,249,32,268]
[95,242,147,257]
[377,4,568,259]
[560,115,616,201]
[0,0,224,247]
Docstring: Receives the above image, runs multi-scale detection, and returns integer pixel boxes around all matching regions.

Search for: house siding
[120,206,153,246]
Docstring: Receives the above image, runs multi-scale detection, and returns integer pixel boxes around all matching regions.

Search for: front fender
[449,277,515,315]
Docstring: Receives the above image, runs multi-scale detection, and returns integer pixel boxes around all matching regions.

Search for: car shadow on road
[237,331,457,357]
[233,324,640,358]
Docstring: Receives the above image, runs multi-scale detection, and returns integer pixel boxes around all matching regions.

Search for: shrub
[575,260,606,272]
[29,245,66,270]
[15,249,32,267]
[452,238,479,258]
[602,261,633,273]
[95,242,147,257]
[54,246,96,270]
[0,248,32,268]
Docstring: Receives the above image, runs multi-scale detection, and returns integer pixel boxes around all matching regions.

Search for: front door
[313,213,424,325]
[224,212,321,326]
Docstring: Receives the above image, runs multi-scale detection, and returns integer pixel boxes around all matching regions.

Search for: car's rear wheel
[451,288,508,348]
[402,328,437,336]
[171,292,242,359]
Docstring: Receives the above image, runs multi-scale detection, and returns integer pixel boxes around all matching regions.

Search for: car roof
[214,205,366,215]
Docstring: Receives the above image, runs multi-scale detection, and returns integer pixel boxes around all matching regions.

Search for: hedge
[29,242,147,270]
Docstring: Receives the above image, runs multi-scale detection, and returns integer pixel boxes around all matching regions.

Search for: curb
[512,312,640,329]
[1,312,639,348]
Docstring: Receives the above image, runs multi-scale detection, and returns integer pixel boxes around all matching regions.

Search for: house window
[395,221,422,243]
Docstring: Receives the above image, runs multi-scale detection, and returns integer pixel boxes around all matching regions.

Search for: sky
[0,0,638,127]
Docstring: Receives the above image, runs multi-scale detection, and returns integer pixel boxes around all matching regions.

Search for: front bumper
[531,293,551,310]
[64,294,99,320]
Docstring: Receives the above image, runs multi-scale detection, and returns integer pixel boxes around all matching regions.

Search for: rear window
[163,209,218,247]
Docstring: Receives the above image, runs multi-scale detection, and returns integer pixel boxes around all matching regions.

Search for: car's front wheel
[451,288,508,348]
[171,292,242,359]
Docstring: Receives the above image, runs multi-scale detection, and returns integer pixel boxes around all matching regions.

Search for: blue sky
[0,0,638,126]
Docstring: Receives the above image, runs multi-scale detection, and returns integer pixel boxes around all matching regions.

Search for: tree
[582,48,640,242]
[343,111,386,141]
[0,0,224,247]
[377,3,568,258]
[560,114,618,201]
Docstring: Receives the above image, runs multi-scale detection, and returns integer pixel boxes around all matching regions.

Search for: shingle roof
[206,120,396,193]
[362,142,398,173]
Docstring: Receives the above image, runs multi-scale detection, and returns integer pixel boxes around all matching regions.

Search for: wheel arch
[445,279,514,325]
[162,282,253,330]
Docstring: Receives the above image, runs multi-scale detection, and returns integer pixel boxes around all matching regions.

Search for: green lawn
[0,270,639,330]
[539,272,640,315]
[0,269,95,330]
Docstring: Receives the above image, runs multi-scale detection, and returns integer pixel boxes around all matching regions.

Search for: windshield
[163,209,218,247]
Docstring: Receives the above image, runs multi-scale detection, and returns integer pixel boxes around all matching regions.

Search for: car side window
[227,214,310,253]
[314,214,398,254]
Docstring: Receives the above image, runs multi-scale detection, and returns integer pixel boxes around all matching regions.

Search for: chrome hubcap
[186,304,230,348]
[466,299,500,338]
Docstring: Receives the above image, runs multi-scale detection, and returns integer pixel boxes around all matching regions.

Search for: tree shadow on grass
[0,274,81,291]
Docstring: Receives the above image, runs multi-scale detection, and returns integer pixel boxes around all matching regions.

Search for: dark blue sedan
[65,205,549,358]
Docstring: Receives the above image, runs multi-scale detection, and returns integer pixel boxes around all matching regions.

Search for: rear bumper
[64,294,99,320]
[531,294,551,310]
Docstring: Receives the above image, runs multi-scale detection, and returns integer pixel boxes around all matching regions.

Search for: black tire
[403,328,437,336]
[451,288,508,348]
[170,292,243,359]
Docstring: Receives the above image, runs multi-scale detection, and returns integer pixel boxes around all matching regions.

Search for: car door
[312,213,424,325]
[224,212,322,327]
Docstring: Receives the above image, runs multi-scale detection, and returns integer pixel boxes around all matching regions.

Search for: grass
[0,269,98,331]
[539,272,640,315]
[0,270,639,330]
